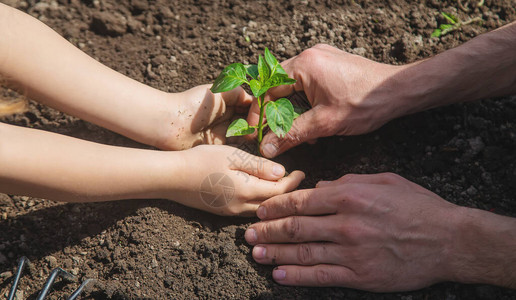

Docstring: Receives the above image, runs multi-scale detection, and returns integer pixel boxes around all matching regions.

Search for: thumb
[260,106,321,158]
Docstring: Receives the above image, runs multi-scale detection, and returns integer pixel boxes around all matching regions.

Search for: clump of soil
[1,0,516,299]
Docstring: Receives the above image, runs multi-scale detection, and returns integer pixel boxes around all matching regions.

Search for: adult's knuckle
[298,47,320,61]
[260,223,273,241]
[380,172,402,183]
[313,43,330,49]
[287,190,308,215]
[297,244,313,265]
[297,47,327,69]
[286,194,299,215]
[283,216,301,241]
[315,268,333,286]
[338,173,356,183]
[291,268,303,284]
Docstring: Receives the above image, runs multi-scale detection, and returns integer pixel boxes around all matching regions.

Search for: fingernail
[273,268,286,281]
[263,143,278,158]
[316,181,330,188]
[272,164,284,177]
[253,246,266,259]
[245,228,257,243]
[257,206,267,219]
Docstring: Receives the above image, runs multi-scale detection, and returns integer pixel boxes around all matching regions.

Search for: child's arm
[0,122,304,215]
[0,3,250,150]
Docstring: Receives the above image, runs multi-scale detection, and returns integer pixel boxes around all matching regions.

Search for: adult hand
[169,145,305,216]
[247,44,403,158]
[157,85,253,150]
[244,173,516,291]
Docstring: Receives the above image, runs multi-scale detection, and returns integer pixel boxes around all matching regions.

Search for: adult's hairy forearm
[0,3,169,147]
[395,21,516,116]
[0,122,179,202]
[448,207,516,289]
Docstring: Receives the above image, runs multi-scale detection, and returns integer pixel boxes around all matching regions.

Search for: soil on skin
[1,0,516,299]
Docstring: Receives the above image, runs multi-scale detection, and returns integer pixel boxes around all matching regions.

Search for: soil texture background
[1,0,516,299]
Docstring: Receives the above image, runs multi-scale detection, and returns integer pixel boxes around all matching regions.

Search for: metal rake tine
[7,256,29,300]
[36,267,75,300]
[67,278,95,300]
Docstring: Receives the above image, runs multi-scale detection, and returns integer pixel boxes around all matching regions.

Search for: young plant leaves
[210,63,248,93]
[249,79,262,98]
[264,47,287,76]
[441,12,458,24]
[211,48,298,145]
[265,98,294,138]
[245,64,259,80]
[257,55,270,83]
[432,12,462,38]
[431,28,442,37]
[257,73,297,96]
[432,23,456,37]
[226,118,255,137]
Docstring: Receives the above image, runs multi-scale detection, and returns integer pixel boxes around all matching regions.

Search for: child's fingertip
[291,170,306,181]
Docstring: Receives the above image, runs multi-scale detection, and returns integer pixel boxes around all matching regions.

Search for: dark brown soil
[1,0,516,299]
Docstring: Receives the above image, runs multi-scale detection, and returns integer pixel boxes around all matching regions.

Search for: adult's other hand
[245,173,516,291]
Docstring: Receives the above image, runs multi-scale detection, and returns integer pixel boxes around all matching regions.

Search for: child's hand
[0,4,252,151]
[156,85,253,150]
[168,145,305,216]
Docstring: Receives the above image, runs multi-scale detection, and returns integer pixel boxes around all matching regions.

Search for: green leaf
[265,73,296,89]
[276,64,288,76]
[264,48,287,76]
[440,24,454,31]
[441,12,458,24]
[431,29,442,37]
[258,55,270,83]
[265,98,295,138]
[245,64,259,80]
[249,79,262,98]
[255,73,297,98]
[211,63,248,93]
[226,118,255,137]
[257,86,270,98]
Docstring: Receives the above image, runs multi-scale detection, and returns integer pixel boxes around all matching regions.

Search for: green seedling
[210,48,297,145]
[431,12,482,38]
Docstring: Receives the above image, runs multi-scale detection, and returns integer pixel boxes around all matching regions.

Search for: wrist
[447,206,516,288]
[393,56,469,117]
[147,149,186,199]
[151,92,190,151]
[122,90,173,149]
[156,148,210,211]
